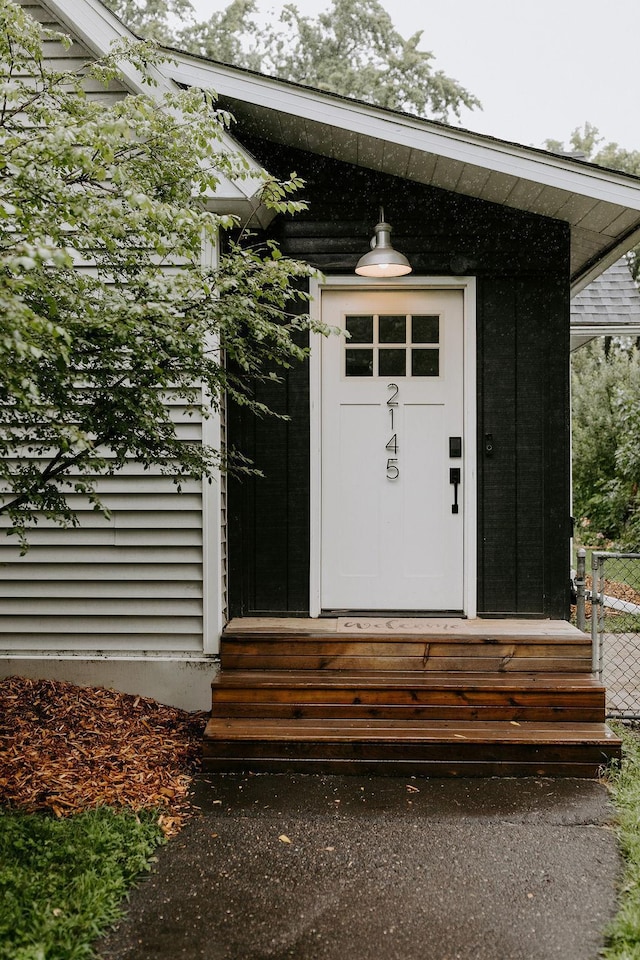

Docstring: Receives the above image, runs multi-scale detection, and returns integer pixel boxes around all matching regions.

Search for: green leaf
[0,0,326,548]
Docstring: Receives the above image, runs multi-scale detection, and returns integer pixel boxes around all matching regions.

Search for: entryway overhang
[163,51,640,293]
[41,0,640,289]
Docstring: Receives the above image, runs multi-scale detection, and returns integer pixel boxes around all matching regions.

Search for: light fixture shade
[355,212,412,278]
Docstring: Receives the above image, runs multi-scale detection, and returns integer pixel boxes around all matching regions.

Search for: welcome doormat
[336,618,464,633]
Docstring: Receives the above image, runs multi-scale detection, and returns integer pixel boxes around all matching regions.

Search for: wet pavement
[98,774,621,960]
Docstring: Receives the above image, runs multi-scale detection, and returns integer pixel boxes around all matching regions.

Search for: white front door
[320,287,466,613]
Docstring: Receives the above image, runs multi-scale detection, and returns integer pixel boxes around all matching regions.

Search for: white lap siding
[0,404,207,656]
[1,2,213,671]
[19,1,130,106]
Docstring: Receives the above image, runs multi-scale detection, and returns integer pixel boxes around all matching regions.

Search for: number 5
[386,458,399,480]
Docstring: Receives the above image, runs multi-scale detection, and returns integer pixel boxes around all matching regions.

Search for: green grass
[575,545,640,594]
[573,543,640,635]
[603,559,640,595]
[602,614,640,634]
[603,723,640,958]
[571,611,640,636]
[0,806,165,960]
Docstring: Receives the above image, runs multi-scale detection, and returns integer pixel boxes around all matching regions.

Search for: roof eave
[570,224,640,294]
[162,50,640,285]
[164,51,640,211]
[41,0,272,219]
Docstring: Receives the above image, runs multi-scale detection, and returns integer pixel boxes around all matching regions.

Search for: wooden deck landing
[223,617,585,637]
[202,619,621,777]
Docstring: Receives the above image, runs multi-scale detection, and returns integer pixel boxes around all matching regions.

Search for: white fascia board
[41,0,173,97]
[165,53,640,213]
[41,0,268,208]
[572,324,640,335]
[571,327,640,350]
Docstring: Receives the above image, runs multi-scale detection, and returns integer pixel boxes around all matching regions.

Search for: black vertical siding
[228,322,310,618]
[543,277,572,615]
[227,142,571,619]
[477,276,570,616]
[478,280,518,613]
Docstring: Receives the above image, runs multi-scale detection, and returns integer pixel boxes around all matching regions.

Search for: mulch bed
[597,577,640,607]
[0,676,208,836]
[574,576,640,623]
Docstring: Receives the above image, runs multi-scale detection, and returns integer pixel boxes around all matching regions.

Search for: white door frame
[309,275,477,619]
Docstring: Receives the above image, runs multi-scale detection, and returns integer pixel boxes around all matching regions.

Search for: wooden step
[211,671,605,722]
[201,718,621,777]
[220,635,592,673]
[206,620,611,777]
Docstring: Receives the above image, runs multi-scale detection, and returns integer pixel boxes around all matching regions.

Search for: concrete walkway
[98,775,621,960]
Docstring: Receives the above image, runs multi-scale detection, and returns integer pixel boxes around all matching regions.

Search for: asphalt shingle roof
[571,258,640,330]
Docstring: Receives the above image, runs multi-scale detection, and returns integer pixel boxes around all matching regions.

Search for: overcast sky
[188,0,640,152]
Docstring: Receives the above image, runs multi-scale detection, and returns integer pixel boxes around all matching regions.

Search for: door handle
[450,468,461,514]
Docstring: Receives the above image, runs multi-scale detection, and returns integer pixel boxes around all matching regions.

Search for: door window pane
[343,312,441,378]
[346,349,374,377]
[412,315,439,344]
[411,348,439,377]
[379,349,406,377]
[379,315,406,343]
[346,315,373,343]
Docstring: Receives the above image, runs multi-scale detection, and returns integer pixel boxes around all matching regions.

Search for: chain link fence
[576,550,640,718]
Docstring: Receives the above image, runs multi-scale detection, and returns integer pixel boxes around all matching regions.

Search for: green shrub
[0,806,164,960]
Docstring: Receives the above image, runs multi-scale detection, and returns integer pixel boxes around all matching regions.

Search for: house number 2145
[386,383,399,479]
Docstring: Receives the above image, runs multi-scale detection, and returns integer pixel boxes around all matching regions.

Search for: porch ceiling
[164,51,640,294]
